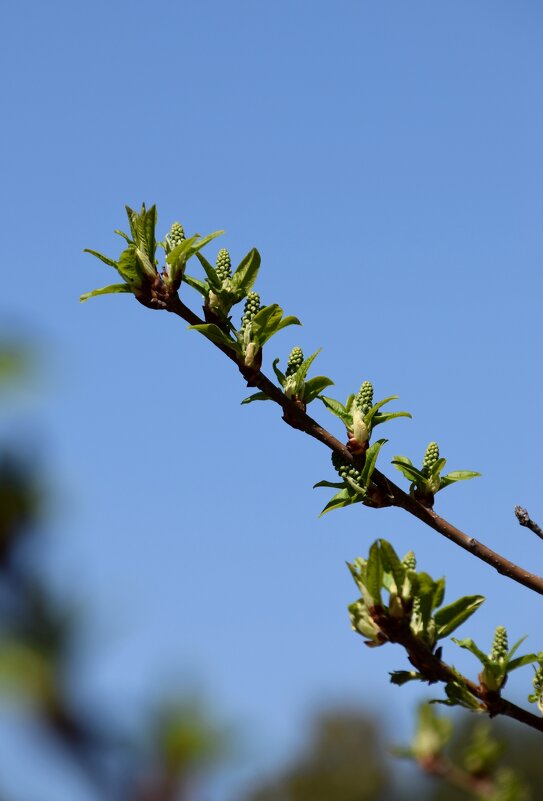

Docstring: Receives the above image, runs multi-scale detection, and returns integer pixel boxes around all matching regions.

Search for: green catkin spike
[356,381,374,415]
[402,551,417,571]
[167,221,186,250]
[215,248,232,282]
[240,292,261,333]
[331,451,363,484]
[286,346,304,377]
[490,626,509,663]
[532,665,543,700]
[422,442,440,475]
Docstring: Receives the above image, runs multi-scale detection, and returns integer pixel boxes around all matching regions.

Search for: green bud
[331,451,363,486]
[402,551,417,571]
[286,346,304,377]
[215,248,232,283]
[166,221,186,251]
[490,626,509,664]
[422,442,440,475]
[240,292,261,334]
[355,381,374,415]
[530,664,543,714]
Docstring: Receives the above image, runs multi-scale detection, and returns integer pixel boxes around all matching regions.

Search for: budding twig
[163,295,543,599]
[515,506,543,541]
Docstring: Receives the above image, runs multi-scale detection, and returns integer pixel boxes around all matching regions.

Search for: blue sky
[1,1,542,798]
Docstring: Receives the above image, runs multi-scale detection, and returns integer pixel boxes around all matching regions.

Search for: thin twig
[165,296,543,597]
[373,609,543,735]
[515,506,543,541]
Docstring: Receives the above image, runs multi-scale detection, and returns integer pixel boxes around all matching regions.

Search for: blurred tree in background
[0,343,221,801]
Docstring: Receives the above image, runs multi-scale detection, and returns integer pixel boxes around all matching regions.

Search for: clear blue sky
[1,1,542,799]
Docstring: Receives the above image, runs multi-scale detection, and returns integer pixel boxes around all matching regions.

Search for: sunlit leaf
[83,248,118,269]
[434,595,485,639]
[80,283,131,302]
[231,248,261,295]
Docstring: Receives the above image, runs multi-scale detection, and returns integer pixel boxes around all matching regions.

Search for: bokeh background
[1,1,542,799]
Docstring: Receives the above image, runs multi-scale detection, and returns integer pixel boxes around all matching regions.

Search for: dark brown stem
[515,506,543,541]
[165,296,543,597]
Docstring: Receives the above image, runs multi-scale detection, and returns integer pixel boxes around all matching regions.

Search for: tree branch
[373,609,543,735]
[164,296,543,598]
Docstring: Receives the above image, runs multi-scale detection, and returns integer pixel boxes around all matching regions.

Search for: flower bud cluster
[402,551,417,571]
[331,451,363,486]
[531,665,543,713]
[356,380,374,415]
[490,626,509,664]
[423,442,440,475]
[167,221,186,250]
[215,248,232,283]
[240,292,261,333]
[286,346,304,377]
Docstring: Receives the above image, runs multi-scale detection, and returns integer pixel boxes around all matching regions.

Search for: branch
[515,506,543,541]
[165,296,543,598]
[374,609,543,735]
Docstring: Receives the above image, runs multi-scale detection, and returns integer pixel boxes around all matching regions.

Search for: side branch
[375,612,543,735]
[515,506,543,541]
[166,297,543,597]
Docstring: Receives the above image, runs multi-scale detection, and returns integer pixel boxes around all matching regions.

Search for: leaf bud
[351,406,370,448]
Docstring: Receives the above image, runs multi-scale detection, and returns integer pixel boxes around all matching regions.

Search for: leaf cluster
[82,204,223,303]
[348,539,483,652]
[393,443,480,508]
[242,348,333,410]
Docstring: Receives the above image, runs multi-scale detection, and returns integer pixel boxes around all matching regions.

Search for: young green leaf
[360,439,387,486]
[80,284,131,303]
[303,376,334,404]
[440,470,481,488]
[195,251,222,289]
[392,458,427,484]
[313,480,345,489]
[319,396,352,428]
[372,410,412,426]
[319,488,356,517]
[366,542,383,605]
[188,324,238,350]
[230,248,261,295]
[241,391,270,405]
[378,539,405,595]
[83,249,119,269]
[183,275,208,296]
[434,595,485,639]
[507,652,542,673]
[117,246,141,285]
[452,637,490,667]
